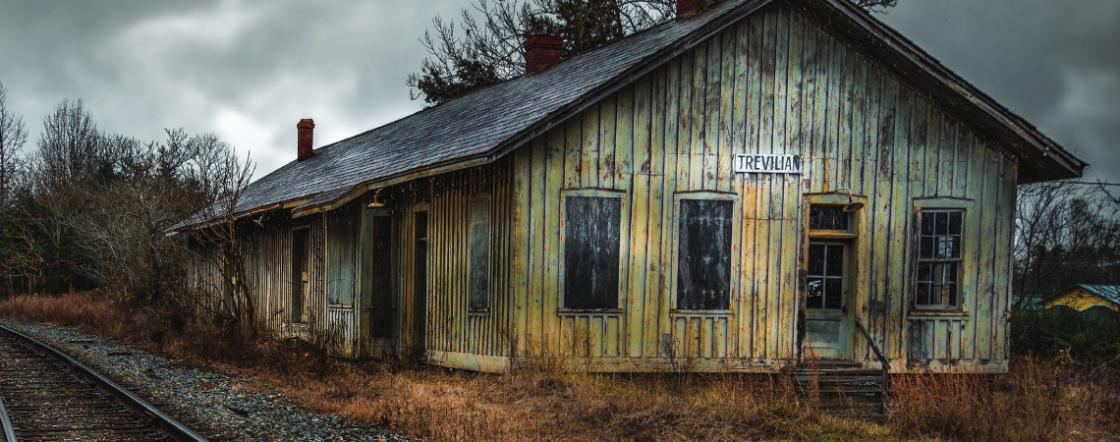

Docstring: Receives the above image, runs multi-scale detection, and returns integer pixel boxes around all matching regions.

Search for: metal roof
[173,0,1086,231]
[1075,284,1120,307]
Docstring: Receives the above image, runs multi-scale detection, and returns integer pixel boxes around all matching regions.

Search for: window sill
[468,309,490,317]
[671,309,733,317]
[558,308,623,316]
[908,310,968,319]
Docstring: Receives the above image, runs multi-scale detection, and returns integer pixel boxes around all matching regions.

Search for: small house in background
[1045,285,1120,319]
[174,0,1087,374]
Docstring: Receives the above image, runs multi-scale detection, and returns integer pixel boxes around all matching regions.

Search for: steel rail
[0,324,208,442]
[0,396,15,442]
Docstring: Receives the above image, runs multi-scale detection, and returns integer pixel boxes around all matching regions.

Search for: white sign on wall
[733,154,804,174]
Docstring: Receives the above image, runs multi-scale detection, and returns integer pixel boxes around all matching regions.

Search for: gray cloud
[879,0,1120,182]
[0,0,1115,182]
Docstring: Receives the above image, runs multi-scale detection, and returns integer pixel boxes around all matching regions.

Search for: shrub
[1011,307,1120,366]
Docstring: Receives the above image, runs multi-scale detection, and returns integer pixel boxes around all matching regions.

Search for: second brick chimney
[524,34,563,75]
[297,118,315,161]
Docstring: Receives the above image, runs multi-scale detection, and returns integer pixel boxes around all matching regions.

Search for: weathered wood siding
[509,4,1016,372]
[375,161,518,369]
[186,213,332,339]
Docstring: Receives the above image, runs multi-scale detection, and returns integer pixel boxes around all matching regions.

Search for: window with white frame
[914,209,964,308]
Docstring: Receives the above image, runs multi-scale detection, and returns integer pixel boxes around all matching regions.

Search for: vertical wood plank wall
[186,4,1019,373]
[188,213,331,340]
[509,5,1016,373]
[385,161,517,368]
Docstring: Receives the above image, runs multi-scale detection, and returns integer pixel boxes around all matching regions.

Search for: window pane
[917,262,932,283]
[826,245,844,277]
[825,278,843,309]
[810,205,849,231]
[468,195,491,311]
[677,199,733,310]
[921,212,936,235]
[807,278,824,309]
[919,236,935,258]
[564,196,621,309]
[916,281,931,305]
[948,211,962,234]
[936,236,955,259]
[935,212,948,235]
[808,244,825,275]
[947,282,958,306]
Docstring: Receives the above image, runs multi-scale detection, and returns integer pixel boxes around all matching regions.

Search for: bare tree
[408,0,675,104]
[409,0,899,104]
[185,150,258,333]
[0,82,27,208]
[1014,181,1120,306]
[854,0,897,11]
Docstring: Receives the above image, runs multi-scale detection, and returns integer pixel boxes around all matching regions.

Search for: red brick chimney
[524,34,563,75]
[677,0,719,18]
[297,118,314,161]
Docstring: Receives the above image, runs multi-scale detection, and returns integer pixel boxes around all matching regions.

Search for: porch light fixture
[842,187,864,213]
[368,190,386,209]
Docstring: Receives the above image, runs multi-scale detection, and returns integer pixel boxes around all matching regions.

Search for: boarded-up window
[915,209,963,308]
[677,199,733,310]
[327,210,357,306]
[370,215,393,338]
[564,196,621,310]
[468,194,491,311]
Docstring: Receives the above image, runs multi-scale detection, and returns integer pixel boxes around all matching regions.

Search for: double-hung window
[914,209,964,309]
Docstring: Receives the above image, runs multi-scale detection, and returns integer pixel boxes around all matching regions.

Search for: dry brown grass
[0,292,130,335]
[889,358,1120,441]
[4,292,1116,441]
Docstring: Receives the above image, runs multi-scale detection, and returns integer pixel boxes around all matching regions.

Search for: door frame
[803,240,853,360]
[799,192,867,362]
[409,205,429,362]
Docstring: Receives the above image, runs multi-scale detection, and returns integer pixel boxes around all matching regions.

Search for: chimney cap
[297,118,315,129]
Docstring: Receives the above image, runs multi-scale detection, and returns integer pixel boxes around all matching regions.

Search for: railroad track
[0,325,208,442]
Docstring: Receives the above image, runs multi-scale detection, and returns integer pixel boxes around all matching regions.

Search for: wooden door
[803,241,852,359]
[411,211,428,360]
[292,228,311,324]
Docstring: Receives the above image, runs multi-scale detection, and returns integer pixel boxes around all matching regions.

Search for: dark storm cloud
[0,0,1115,181]
[0,0,465,175]
[879,0,1120,181]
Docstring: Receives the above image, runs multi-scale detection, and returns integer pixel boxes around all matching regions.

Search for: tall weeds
[889,358,1119,441]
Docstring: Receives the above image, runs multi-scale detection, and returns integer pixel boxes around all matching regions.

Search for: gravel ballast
[0,320,402,441]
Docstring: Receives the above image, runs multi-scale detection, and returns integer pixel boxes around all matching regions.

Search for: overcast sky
[0,0,1115,182]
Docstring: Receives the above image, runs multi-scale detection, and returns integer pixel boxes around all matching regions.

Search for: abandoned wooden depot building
[175,0,1087,374]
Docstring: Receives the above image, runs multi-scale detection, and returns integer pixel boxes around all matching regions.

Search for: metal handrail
[0,396,16,442]
[0,325,208,442]
[854,319,890,392]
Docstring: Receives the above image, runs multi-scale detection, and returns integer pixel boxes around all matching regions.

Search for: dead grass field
[2,292,1117,441]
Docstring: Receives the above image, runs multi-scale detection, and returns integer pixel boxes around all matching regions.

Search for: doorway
[804,242,852,359]
[801,203,857,361]
[411,211,428,360]
[368,214,394,340]
[291,227,311,324]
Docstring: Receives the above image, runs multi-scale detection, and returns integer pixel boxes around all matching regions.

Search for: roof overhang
[795,0,1086,183]
[174,0,1088,229]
